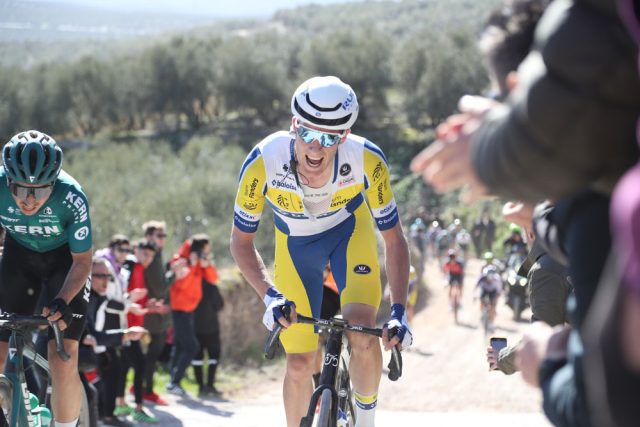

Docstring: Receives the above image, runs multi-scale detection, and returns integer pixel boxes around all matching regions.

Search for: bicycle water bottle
[337,408,348,427]
[29,392,42,427]
[39,405,52,427]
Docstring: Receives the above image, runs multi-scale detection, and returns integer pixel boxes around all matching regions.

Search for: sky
[34,0,358,18]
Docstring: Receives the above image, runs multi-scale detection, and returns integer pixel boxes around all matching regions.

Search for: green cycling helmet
[2,130,63,185]
[509,223,522,234]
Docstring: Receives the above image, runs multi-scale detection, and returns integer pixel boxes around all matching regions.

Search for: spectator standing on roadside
[87,256,145,427]
[192,275,224,397]
[166,234,218,396]
[141,221,171,406]
[116,240,158,423]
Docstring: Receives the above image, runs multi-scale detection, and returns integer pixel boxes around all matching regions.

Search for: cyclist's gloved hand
[45,298,73,329]
[262,287,295,331]
[384,303,413,350]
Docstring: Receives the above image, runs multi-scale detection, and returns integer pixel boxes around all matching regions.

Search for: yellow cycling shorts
[274,202,382,354]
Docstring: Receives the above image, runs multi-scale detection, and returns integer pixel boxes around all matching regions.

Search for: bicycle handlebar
[263,313,403,381]
[0,314,71,362]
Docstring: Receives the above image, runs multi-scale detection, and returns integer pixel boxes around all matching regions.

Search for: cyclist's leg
[274,226,327,427]
[490,294,498,323]
[42,245,90,424]
[331,205,382,424]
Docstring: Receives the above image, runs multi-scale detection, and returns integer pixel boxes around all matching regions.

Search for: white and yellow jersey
[234,131,399,237]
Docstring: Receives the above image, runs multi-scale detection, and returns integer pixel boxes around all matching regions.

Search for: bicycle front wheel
[315,388,333,427]
[336,363,356,427]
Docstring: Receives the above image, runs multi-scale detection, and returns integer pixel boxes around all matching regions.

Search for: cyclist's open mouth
[19,203,39,215]
[305,155,323,169]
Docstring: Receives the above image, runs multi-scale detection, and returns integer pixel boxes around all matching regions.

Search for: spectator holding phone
[166,234,219,396]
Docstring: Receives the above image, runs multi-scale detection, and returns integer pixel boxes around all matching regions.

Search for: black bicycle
[0,313,91,427]
[264,313,403,427]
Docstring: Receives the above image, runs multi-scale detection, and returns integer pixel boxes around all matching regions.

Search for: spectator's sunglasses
[8,180,54,201]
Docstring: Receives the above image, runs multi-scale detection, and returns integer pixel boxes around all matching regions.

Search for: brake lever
[51,321,71,362]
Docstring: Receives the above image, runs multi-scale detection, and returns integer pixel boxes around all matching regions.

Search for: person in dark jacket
[412,0,640,425]
[141,220,171,405]
[191,278,224,397]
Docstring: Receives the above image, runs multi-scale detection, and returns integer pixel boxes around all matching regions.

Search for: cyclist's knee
[347,333,378,355]
[48,339,79,373]
[285,352,315,382]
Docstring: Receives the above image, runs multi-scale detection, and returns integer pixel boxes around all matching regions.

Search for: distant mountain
[27,0,353,18]
[0,0,222,42]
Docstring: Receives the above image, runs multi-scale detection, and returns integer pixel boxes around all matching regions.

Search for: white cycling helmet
[291,76,359,131]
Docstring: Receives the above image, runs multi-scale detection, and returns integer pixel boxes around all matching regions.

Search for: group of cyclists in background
[408,213,531,331]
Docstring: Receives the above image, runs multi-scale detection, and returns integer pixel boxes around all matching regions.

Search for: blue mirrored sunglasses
[295,123,345,148]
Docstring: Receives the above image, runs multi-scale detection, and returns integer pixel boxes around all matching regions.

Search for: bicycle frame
[301,319,346,426]
[0,315,67,427]
[1,331,50,427]
[264,314,402,427]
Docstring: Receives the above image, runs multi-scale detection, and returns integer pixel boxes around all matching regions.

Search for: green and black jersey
[0,168,92,253]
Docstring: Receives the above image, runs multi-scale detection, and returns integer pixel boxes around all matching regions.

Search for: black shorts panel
[0,234,89,342]
[320,286,341,320]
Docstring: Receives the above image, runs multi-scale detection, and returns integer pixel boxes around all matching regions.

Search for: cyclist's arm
[58,249,92,303]
[43,249,92,327]
[380,223,410,306]
[230,225,275,299]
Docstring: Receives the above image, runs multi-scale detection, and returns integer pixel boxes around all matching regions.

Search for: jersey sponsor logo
[379,203,395,215]
[82,277,91,302]
[271,179,297,191]
[276,194,290,209]
[377,181,386,205]
[234,215,257,229]
[338,177,355,187]
[282,163,289,172]
[330,196,348,209]
[0,215,19,223]
[243,202,258,211]
[353,264,371,274]
[4,224,61,235]
[236,209,258,221]
[245,178,259,198]
[7,206,18,214]
[377,211,398,225]
[29,176,36,183]
[74,226,89,240]
[64,191,89,222]
[339,163,351,176]
[372,162,384,182]
[44,207,53,215]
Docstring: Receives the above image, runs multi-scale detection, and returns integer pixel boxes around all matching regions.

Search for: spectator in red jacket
[166,234,219,396]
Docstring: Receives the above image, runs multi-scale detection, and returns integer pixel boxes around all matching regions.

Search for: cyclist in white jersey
[231,76,411,427]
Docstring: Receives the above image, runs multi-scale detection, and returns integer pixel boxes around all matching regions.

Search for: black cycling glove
[46,298,74,326]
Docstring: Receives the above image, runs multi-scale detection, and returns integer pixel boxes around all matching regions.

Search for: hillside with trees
[1,0,503,259]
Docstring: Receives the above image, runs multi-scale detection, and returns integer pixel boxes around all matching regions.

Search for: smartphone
[490,337,508,354]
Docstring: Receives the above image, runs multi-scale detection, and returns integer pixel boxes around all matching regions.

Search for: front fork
[5,332,36,427]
